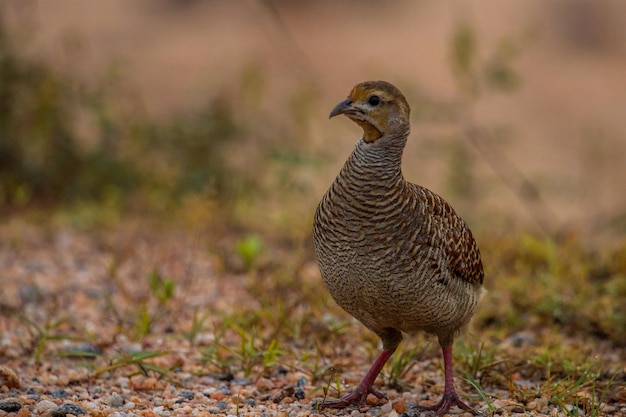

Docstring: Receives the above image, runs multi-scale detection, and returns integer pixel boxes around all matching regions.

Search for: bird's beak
[329,98,353,119]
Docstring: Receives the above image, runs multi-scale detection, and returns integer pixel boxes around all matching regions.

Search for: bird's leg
[320,347,395,408]
[417,345,474,416]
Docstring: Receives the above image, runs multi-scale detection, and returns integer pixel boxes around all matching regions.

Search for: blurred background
[1,0,625,244]
[1,3,625,408]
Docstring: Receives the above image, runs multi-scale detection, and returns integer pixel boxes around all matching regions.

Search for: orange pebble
[392,399,407,414]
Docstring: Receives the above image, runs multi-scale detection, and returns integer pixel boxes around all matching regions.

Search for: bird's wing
[411,184,484,287]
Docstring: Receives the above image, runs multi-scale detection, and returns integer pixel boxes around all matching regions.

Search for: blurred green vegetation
[0,20,330,241]
[1,25,130,207]
[0,21,245,216]
[476,234,626,346]
[0,17,610,242]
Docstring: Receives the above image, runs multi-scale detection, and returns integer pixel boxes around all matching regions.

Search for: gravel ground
[0,223,624,417]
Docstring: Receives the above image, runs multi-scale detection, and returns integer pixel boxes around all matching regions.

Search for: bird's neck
[346,133,407,185]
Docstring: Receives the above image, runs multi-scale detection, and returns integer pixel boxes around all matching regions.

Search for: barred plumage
[313,80,484,415]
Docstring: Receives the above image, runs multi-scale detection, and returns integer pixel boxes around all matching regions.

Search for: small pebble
[0,366,21,389]
[18,284,43,303]
[233,377,252,386]
[294,388,306,400]
[503,330,537,348]
[256,378,275,392]
[177,390,195,402]
[90,386,104,395]
[16,407,30,417]
[107,392,124,407]
[391,399,407,414]
[528,397,549,410]
[56,375,70,386]
[143,376,160,390]
[368,408,381,417]
[50,389,68,399]
[0,401,22,412]
[35,400,57,415]
[400,392,414,404]
[380,401,393,414]
[51,403,87,417]
[296,377,307,388]
[366,393,382,406]
[211,391,226,400]
[271,385,295,403]
[491,399,510,409]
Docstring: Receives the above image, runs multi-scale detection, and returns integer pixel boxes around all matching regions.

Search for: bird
[313,80,484,416]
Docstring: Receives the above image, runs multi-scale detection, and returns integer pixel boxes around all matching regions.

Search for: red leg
[417,345,473,415]
[321,348,394,408]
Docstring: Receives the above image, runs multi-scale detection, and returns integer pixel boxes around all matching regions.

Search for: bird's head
[329,80,410,143]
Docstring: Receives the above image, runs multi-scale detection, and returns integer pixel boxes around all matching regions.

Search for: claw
[316,347,396,409]
[416,391,475,416]
[318,384,385,409]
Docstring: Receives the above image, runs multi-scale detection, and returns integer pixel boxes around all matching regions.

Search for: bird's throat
[356,120,383,143]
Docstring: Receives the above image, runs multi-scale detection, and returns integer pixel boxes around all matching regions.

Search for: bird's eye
[368,95,380,106]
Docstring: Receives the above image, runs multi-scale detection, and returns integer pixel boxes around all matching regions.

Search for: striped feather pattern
[313,103,483,347]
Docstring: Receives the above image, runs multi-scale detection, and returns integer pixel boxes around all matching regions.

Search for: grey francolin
[313,80,484,415]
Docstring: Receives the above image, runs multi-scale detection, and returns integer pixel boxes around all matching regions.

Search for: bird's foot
[416,390,476,416]
[317,384,385,409]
